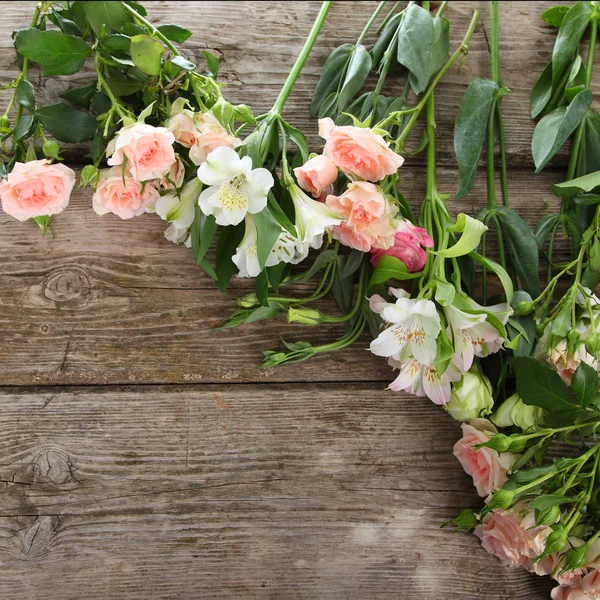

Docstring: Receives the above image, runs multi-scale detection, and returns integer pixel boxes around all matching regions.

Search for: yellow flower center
[220,175,247,211]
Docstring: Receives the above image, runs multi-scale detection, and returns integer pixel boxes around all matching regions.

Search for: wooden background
[0,1,590,598]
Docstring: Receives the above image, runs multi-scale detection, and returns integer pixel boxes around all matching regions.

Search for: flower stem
[356,1,388,45]
[271,1,333,116]
[120,2,180,56]
[393,9,480,148]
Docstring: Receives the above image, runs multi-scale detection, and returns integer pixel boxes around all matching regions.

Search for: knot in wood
[20,516,56,558]
[43,268,90,303]
[33,449,75,486]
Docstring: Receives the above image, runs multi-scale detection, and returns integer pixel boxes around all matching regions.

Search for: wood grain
[0,384,554,599]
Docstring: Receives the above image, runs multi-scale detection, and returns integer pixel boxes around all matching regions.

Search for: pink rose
[294,154,338,197]
[0,159,75,221]
[552,570,600,600]
[107,123,176,181]
[93,167,160,220]
[475,504,552,570]
[160,154,185,190]
[453,418,516,497]
[168,110,198,148]
[188,113,240,166]
[326,181,398,252]
[370,220,434,272]
[318,117,404,182]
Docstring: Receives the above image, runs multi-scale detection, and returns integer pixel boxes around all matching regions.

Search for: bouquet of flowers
[1,1,600,598]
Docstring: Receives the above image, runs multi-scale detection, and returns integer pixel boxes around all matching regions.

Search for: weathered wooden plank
[0,1,589,167]
[0,384,553,599]
[0,166,566,385]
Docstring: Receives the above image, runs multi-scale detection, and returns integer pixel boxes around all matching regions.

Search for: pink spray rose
[552,569,600,600]
[188,112,240,166]
[107,123,176,181]
[160,154,185,190]
[370,220,434,272]
[453,418,516,497]
[326,181,398,252]
[93,167,160,220]
[475,503,552,570]
[294,154,338,197]
[168,110,198,148]
[318,117,404,182]
[0,159,75,221]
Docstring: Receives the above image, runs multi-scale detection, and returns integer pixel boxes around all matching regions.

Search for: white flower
[388,358,461,405]
[164,223,190,245]
[156,178,202,230]
[288,182,342,249]
[445,303,505,372]
[232,216,310,278]
[369,296,441,365]
[197,146,273,226]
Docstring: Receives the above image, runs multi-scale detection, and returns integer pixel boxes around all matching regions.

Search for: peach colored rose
[475,503,552,570]
[188,112,240,166]
[326,181,398,252]
[93,167,160,220]
[168,110,198,148]
[160,154,185,190]
[453,418,516,497]
[107,123,176,181]
[0,159,75,221]
[318,117,404,182]
[294,154,338,197]
[552,570,600,600]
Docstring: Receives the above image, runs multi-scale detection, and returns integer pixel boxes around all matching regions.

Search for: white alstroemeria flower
[369,297,441,365]
[233,216,311,278]
[156,178,202,230]
[288,182,342,249]
[388,358,462,405]
[445,304,505,372]
[466,297,513,325]
[164,223,190,245]
[197,146,273,226]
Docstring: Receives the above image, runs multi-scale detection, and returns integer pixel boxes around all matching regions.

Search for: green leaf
[572,362,599,408]
[49,10,82,36]
[337,45,372,112]
[534,214,560,250]
[310,43,354,117]
[105,74,144,97]
[253,208,282,271]
[130,34,165,76]
[293,249,337,284]
[454,78,499,199]
[60,83,97,109]
[542,6,571,27]
[434,279,455,307]
[434,325,454,376]
[396,3,434,94]
[369,255,422,287]
[12,114,35,142]
[579,109,600,175]
[82,1,131,34]
[553,169,600,197]
[101,33,131,53]
[283,122,309,163]
[157,24,192,44]
[331,255,353,314]
[429,15,449,80]
[552,1,594,88]
[214,224,245,293]
[469,251,513,303]
[371,12,402,65]
[342,249,364,279]
[14,28,91,76]
[531,61,553,119]
[36,103,97,143]
[15,79,35,111]
[436,213,488,258]
[493,206,540,298]
[191,209,217,265]
[203,51,219,77]
[513,356,575,413]
[532,89,593,173]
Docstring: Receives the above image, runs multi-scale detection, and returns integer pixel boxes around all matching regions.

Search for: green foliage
[36,103,97,143]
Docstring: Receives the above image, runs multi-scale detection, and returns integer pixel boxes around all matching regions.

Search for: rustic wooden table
[0,2,584,598]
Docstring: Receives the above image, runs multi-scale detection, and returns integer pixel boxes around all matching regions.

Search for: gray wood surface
[0,1,575,598]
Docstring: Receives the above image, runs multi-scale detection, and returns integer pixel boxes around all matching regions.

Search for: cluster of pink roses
[453,418,600,598]
[293,118,433,272]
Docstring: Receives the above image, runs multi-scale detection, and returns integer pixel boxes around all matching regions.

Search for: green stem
[377,0,403,34]
[271,1,333,116]
[393,9,480,148]
[321,259,368,323]
[496,104,509,207]
[357,1,388,45]
[121,2,180,56]
[94,54,129,120]
[486,97,498,209]
[437,1,449,17]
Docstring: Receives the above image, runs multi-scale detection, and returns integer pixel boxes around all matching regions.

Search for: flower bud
[79,164,100,188]
[0,115,10,129]
[491,393,544,431]
[542,529,569,557]
[42,140,61,160]
[513,301,534,316]
[238,293,258,308]
[536,504,561,527]
[234,104,255,124]
[485,488,515,511]
[561,544,589,572]
[287,307,323,325]
[479,433,513,453]
[445,369,493,422]
[586,330,600,357]
[567,328,581,354]
[211,99,234,126]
